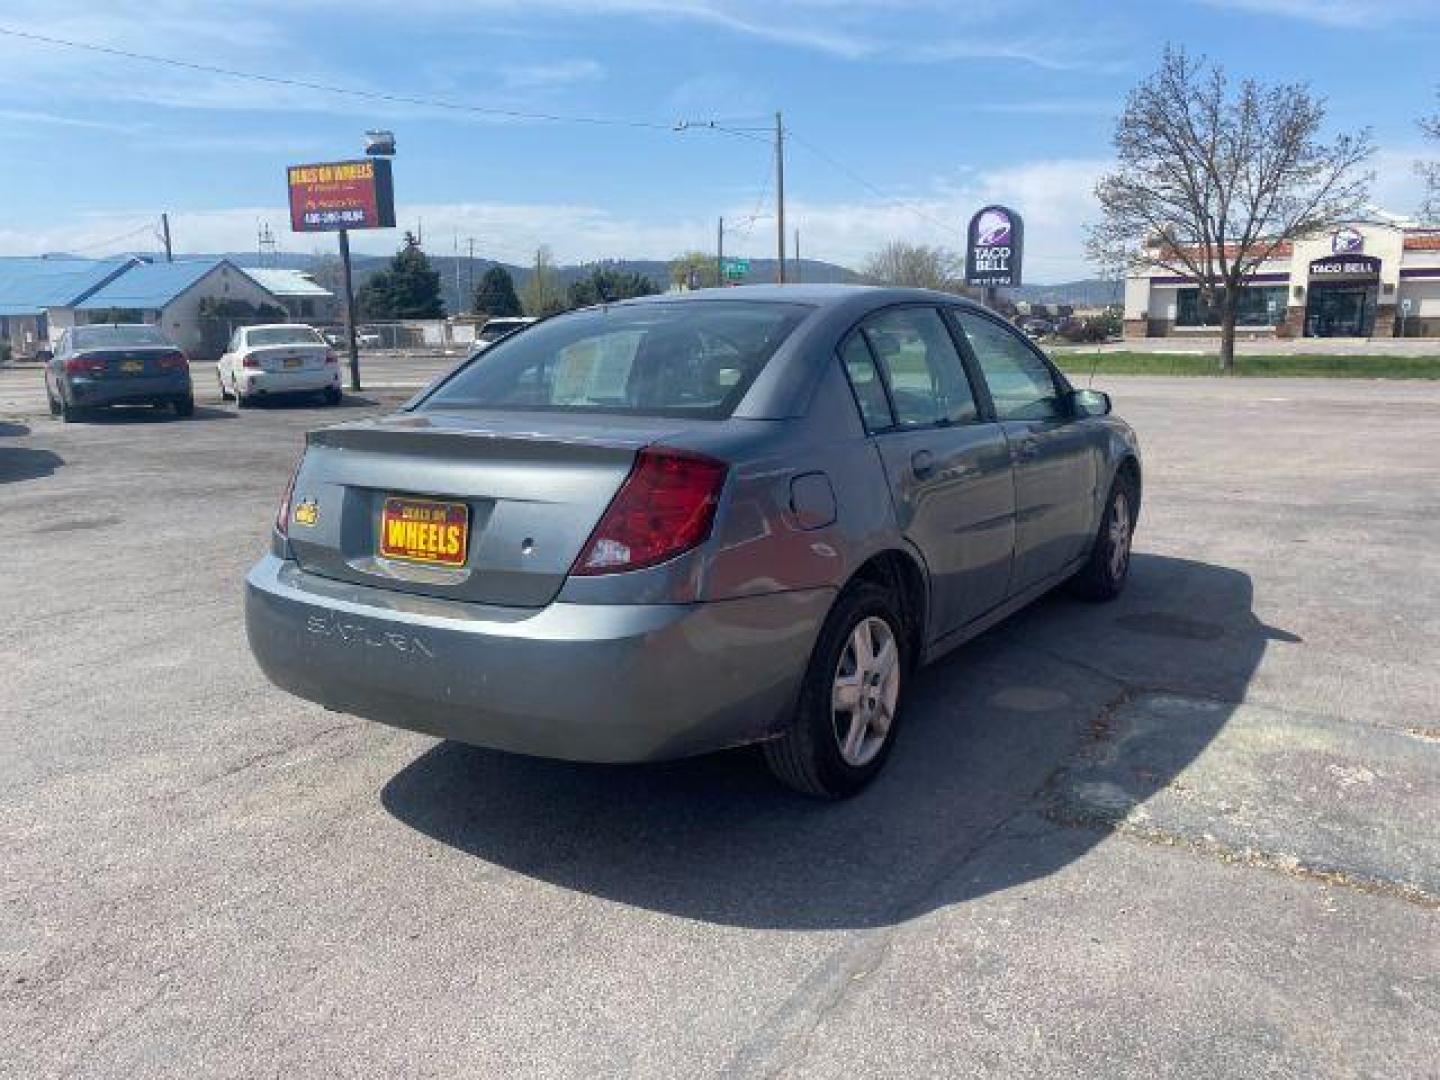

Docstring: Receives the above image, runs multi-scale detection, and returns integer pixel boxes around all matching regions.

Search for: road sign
[723,258,749,280]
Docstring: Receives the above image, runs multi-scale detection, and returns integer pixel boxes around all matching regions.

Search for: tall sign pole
[717,216,724,289]
[775,111,786,284]
[338,228,360,391]
[286,149,397,395]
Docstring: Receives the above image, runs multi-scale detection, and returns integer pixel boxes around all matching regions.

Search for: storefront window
[1176,286,1287,327]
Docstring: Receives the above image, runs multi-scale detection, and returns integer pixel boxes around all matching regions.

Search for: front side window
[955,312,1064,421]
[859,307,977,427]
[422,301,810,419]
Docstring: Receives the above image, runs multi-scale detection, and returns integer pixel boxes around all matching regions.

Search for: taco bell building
[1123,222,1440,339]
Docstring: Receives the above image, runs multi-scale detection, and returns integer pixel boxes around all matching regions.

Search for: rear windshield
[248,327,323,346]
[423,301,810,418]
[74,325,170,349]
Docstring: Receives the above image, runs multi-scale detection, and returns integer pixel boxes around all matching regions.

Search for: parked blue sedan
[45,324,194,421]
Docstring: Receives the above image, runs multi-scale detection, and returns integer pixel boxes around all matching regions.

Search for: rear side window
[955,312,1064,421]
[860,307,978,427]
[423,301,811,419]
[839,333,894,432]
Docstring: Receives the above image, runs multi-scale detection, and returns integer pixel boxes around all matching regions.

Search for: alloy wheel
[1108,491,1132,581]
[831,615,900,768]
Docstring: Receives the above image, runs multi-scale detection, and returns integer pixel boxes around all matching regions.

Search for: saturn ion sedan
[246,286,1141,797]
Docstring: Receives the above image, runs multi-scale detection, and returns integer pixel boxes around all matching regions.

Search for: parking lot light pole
[338,228,361,391]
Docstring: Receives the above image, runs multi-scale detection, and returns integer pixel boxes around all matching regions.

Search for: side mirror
[1067,388,1111,418]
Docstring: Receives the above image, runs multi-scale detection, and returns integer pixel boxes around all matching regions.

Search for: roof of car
[245,323,317,332]
[624,284,988,309]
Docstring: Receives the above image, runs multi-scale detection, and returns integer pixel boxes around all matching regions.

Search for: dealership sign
[287,159,396,232]
[965,205,1024,287]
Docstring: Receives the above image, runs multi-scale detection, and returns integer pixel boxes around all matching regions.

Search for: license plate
[119,360,145,374]
[379,497,469,567]
[283,356,303,369]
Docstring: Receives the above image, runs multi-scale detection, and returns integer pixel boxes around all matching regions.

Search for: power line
[0,26,677,132]
[65,221,160,254]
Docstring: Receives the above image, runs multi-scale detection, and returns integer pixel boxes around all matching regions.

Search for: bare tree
[1420,90,1440,223]
[862,242,964,292]
[1089,47,1373,372]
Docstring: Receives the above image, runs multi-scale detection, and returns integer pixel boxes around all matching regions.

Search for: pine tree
[358,232,444,318]
[474,265,522,318]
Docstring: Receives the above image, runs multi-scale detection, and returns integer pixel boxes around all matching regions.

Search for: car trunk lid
[246,343,328,372]
[285,411,689,607]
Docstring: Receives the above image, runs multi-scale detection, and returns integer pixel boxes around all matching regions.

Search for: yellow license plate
[283,357,303,369]
[119,360,145,374]
[379,497,469,567]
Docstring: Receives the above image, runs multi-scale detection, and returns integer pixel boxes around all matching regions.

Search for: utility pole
[338,229,360,391]
[160,213,172,262]
[774,111,786,284]
[453,231,462,318]
[717,216,724,289]
[794,229,801,283]
[467,238,476,310]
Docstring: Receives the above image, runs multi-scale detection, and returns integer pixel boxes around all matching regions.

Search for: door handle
[911,449,936,478]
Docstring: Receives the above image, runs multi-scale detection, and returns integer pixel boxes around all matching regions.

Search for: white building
[240,267,338,324]
[1124,222,1440,339]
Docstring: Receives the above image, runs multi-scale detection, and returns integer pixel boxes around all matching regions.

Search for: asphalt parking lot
[2,366,1437,1078]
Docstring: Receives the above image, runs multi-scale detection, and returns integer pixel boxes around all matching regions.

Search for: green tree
[520,245,565,316]
[473,265,522,318]
[669,251,719,289]
[567,263,659,308]
[358,232,444,319]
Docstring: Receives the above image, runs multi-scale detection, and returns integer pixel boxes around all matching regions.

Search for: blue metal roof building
[0,256,139,317]
[75,258,230,311]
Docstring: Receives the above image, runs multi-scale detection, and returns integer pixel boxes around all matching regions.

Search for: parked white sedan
[218,324,341,407]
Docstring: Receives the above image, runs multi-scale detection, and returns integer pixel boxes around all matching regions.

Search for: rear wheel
[173,395,195,418]
[1070,472,1137,601]
[763,581,908,798]
[59,393,80,423]
[45,380,61,417]
[218,373,234,401]
[234,379,250,409]
[322,386,342,406]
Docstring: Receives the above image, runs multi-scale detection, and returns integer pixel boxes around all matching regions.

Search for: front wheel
[763,581,908,798]
[1069,473,1137,601]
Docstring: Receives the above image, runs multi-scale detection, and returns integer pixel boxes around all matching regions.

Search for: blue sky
[1,0,1437,281]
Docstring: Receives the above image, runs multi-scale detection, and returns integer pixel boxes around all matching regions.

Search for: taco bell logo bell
[966,205,1024,288]
[1331,227,1364,254]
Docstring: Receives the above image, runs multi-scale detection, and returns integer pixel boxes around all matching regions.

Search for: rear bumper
[238,369,338,394]
[68,373,191,406]
[244,554,832,762]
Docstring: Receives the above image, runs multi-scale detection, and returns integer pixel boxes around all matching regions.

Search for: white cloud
[499,60,605,91]
[1193,0,1409,27]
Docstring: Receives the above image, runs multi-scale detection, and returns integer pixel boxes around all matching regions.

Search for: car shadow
[0,446,63,483]
[0,420,31,438]
[381,554,1281,930]
[77,405,235,424]
[234,394,382,411]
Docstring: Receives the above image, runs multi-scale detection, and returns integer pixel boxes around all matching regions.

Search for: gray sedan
[246,286,1140,797]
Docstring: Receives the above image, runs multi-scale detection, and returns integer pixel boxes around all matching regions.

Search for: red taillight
[242,353,261,369]
[157,351,188,372]
[63,354,105,375]
[324,351,338,365]
[571,447,727,576]
[276,452,304,536]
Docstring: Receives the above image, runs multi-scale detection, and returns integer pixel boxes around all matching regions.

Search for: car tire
[763,580,908,799]
[322,386,342,406]
[1069,471,1137,601]
[234,381,250,409]
[218,373,234,401]
[59,394,79,423]
[173,395,195,418]
[45,381,61,418]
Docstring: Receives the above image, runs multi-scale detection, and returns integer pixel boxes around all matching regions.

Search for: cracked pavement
[1,373,1437,1077]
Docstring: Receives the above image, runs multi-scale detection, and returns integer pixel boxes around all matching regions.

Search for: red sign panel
[286,158,396,232]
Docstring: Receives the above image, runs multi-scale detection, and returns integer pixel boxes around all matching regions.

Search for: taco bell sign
[965,205,1024,288]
